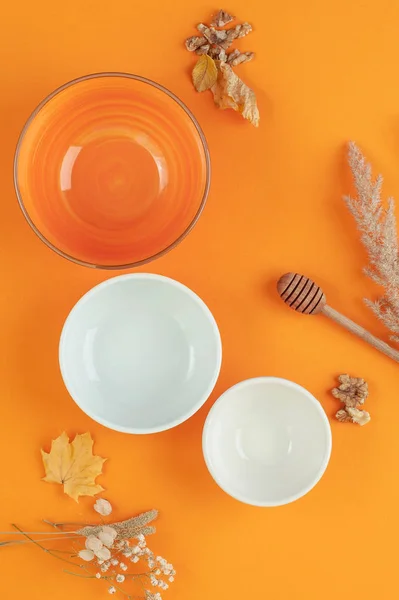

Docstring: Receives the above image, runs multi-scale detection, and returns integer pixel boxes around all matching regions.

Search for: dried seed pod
[197,23,227,44]
[211,9,235,27]
[195,44,210,55]
[230,51,255,66]
[185,36,207,52]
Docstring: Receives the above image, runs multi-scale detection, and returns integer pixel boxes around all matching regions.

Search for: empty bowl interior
[60,275,222,433]
[203,378,331,506]
[15,74,209,267]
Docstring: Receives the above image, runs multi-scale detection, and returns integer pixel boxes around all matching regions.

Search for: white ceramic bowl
[203,377,332,506]
[59,274,222,433]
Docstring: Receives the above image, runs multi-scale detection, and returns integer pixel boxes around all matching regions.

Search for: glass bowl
[14,73,210,269]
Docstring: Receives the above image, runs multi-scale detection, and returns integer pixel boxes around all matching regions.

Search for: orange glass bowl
[14,73,210,269]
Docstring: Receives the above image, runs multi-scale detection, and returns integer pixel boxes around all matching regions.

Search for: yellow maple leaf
[192,54,218,92]
[41,432,106,502]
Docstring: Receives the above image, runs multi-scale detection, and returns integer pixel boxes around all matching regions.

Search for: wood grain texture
[322,305,399,363]
[277,273,326,314]
[277,272,399,363]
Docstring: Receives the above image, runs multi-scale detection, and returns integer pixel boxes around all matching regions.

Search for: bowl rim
[59,273,222,434]
[13,72,211,270]
[202,376,332,507]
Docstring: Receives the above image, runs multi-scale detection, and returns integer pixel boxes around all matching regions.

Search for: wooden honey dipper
[277,272,399,363]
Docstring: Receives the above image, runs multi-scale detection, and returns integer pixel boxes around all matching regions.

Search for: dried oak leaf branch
[345,142,399,342]
[185,9,259,127]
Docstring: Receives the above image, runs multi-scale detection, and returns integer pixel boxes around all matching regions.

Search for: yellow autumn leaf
[192,54,218,92]
[211,61,260,127]
[41,432,106,502]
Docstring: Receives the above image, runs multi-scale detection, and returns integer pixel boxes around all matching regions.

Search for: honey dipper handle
[322,305,399,363]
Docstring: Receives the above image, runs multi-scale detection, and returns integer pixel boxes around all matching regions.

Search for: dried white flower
[110,558,119,566]
[137,534,145,542]
[132,545,141,554]
[120,562,128,571]
[155,569,161,576]
[95,573,101,579]
[96,547,111,561]
[131,556,140,563]
[116,574,125,583]
[94,498,113,517]
[78,549,95,562]
[102,525,118,538]
[169,576,175,582]
[108,586,116,595]
[86,535,103,552]
[98,529,117,548]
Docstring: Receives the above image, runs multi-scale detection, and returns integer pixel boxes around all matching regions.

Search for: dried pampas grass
[345,142,399,342]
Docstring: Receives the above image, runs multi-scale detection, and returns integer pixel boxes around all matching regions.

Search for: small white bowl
[59,274,222,433]
[203,377,331,506]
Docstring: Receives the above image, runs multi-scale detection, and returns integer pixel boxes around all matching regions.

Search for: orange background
[1,1,399,598]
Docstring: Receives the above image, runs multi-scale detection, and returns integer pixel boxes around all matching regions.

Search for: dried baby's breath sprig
[0,502,174,599]
[345,142,399,342]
